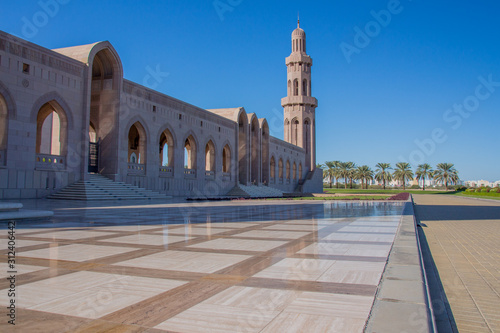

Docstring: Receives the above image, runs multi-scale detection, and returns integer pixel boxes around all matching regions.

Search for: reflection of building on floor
[0,20,322,199]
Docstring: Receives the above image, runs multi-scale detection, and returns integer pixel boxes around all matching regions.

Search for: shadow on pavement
[417,225,458,333]
[415,205,500,221]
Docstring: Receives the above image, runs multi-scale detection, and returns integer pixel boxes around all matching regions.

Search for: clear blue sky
[1,0,499,181]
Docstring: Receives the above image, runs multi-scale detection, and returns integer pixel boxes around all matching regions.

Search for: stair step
[48,174,171,201]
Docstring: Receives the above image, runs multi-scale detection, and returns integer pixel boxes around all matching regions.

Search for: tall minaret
[281,19,318,171]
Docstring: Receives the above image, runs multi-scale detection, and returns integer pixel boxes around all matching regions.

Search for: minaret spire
[297,12,300,28]
[281,20,318,171]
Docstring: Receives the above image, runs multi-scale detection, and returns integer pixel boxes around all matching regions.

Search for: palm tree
[375,163,392,190]
[339,162,350,189]
[416,163,433,190]
[356,165,374,189]
[393,162,414,190]
[331,161,343,189]
[346,162,356,189]
[433,163,459,190]
[324,161,340,188]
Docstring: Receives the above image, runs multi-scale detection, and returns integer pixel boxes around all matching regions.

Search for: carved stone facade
[0,24,322,199]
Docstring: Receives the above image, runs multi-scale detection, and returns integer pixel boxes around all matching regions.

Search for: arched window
[128,122,146,164]
[159,129,174,167]
[270,156,275,178]
[184,135,197,169]
[205,140,215,172]
[89,122,97,143]
[304,119,310,154]
[284,119,290,142]
[291,118,299,146]
[293,162,297,180]
[222,144,231,173]
[286,160,290,179]
[288,80,292,96]
[278,158,283,179]
[36,104,62,155]
[299,163,303,180]
[0,95,6,155]
[302,79,308,96]
[293,79,299,96]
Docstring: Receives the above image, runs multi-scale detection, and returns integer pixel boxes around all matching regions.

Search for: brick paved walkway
[413,194,500,333]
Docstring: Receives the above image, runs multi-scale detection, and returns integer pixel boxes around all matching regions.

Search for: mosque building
[0,21,322,199]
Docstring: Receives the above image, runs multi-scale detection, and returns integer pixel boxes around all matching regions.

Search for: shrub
[481,188,490,193]
[410,185,420,189]
[496,188,500,193]
[465,188,475,192]
[475,189,482,193]
[368,185,383,189]
[456,186,467,192]
[387,192,410,201]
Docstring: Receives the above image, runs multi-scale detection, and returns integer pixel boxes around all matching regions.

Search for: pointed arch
[159,127,175,167]
[33,97,71,156]
[0,81,17,120]
[302,79,308,96]
[204,139,216,172]
[293,79,299,96]
[183,133,198,170]
[304,118,311,155]
[127,121,147,164]
[270,155,276,179]
[293,162,297,180]
[259,118,270,184]
[291,117,300,146]
[286,160,291,180]
[238,110,248,184]
[278,158,284,179]
[222,143,231,173]
[248,114,260,184]
[30,92,74,130]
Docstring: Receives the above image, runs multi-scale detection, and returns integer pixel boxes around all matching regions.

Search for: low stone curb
[364,197,436,332]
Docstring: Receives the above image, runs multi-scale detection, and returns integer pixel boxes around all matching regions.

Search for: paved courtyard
[0,199,404,332]
[414,195,500,333]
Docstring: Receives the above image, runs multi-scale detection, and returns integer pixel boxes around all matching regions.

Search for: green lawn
[455,192,500,200]
[322,188,451,195]
[277,195,389,201]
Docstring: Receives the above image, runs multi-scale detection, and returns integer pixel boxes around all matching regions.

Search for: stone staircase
[0,202,53,221]
[295,170,314,193]
[48,174,170,201]
[226,184,285,198]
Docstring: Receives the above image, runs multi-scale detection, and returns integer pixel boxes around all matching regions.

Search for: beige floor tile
[298,243,351,256]
[233,230,310,239]
[189,238,287,252]
[19,244,137,262]
[194,222,259,229]
[339,226,397,233]
[29,275,186,319]
[165,226,234,237]
[25,230,117,240]
[261,312,366,333]
[284,291,373,319]
[204,286,300,311]
[0,263,47,278]
[263,224,324,231]
[318,268,383,285]
[89,225,162,232]
[105,233,192,246]
[118,250,251,273]
[155,303,280,333]
[0,271,129,308]
[253,258,335,281]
